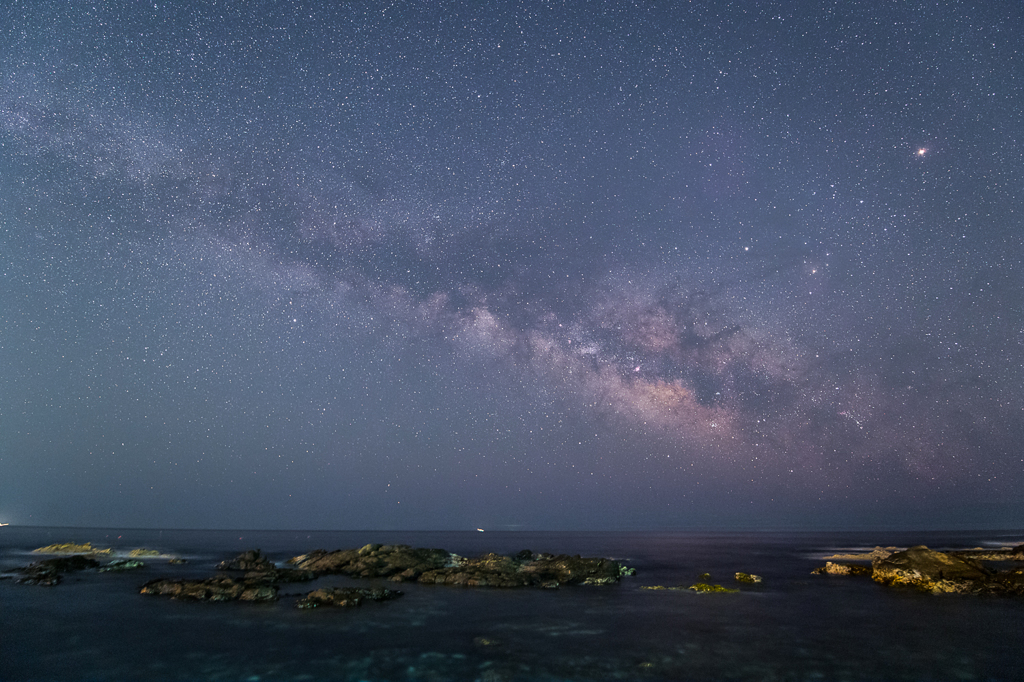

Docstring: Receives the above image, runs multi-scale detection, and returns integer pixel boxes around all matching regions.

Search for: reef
[141,576,279,602]
[642,571,754,593]
[814,545,1024,595]
[295,586,403,609]
[12,555,101,585]
[288,544,634,588]
[32,542,112,556]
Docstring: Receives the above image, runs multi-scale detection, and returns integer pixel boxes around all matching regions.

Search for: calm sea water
[1,527,1023,681]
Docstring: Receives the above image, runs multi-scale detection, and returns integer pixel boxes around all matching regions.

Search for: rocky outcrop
[15,555,101,585]
[734,572,763,583]
[814,544,1024,596]
[140,577,278,602]
[295,586,403,609]
[812,561,872,576]
[216,549,275,572]
[871,545,995,594]
[288,544,633,589]
[32,542,112,556]
[289,544,453,580]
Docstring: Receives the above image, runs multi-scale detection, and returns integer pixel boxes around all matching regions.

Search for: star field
[1,0,1022,530]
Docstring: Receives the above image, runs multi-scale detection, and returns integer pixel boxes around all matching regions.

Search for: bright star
[917,148,927,156]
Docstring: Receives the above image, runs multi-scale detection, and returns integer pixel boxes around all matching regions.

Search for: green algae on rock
[688,582,740,593]
[98,559,145,572]
[734,572,763,583]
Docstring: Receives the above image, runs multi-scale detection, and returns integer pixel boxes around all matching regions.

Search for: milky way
[1,1,1021,530]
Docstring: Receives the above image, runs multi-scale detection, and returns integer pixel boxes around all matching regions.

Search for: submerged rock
[288,544,633,589]
[140,576,278,602]
[295,586,403,609]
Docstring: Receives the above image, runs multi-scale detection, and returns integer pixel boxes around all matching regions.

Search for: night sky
[2,1,1022,531]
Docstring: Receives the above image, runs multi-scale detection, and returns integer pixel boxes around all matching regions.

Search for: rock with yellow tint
[32,542,112,556]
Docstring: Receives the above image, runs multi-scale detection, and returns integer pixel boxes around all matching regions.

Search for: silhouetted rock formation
[14,555,101,585]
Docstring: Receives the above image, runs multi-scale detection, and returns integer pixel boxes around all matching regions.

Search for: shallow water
[2,528,1023,681]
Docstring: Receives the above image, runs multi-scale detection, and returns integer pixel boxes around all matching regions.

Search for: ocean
[1,527,1022,681]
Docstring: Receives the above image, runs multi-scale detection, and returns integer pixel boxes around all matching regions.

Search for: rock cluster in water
[814,544,1024,595]
[641,570,759,594]
[141,576,280,602]
[133,544,636,608]
[295,586,403,609]
[13,555,102,585]
[288,543,634,588]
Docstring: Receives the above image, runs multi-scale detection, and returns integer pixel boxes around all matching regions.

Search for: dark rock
[295,586,403,609]
[16,555,101,585]
[290,544,454,581]
[140,576,278,602]
[287,544,634,589]
[216,549,275,572]
[243,567,317,583]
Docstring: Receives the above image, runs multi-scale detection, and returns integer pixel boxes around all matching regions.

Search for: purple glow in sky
[1,1,1022,530]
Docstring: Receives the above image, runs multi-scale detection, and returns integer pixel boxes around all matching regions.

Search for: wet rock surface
[141,576,279,602]
[814,544,1024,595]
[295,586,403,608]
[289,544,633,588]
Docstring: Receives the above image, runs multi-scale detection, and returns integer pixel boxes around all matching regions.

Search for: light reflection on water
[2,527,1023,680]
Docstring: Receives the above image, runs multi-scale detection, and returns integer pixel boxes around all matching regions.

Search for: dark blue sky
[2,0,1021,530]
